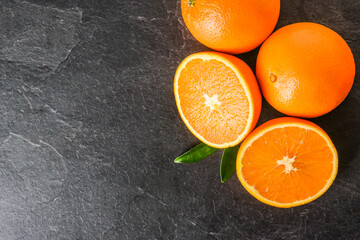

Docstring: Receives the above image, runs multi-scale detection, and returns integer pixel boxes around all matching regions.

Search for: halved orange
[174,52,262,148]
[237,117,338,208]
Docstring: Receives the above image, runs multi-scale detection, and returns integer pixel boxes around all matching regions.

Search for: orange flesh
[241,126,334,204]
[177,59,249,145]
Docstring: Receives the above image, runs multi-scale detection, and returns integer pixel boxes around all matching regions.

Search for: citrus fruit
[181,0,280,54]
[174,52,262,148]
[256,22,355,118]
[236,117,338,208]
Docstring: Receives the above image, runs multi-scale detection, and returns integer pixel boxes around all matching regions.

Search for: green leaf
[220,145,240,183]
[174,143,218,163]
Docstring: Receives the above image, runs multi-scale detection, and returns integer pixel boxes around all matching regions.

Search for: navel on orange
[256,22,355,118]
[181,0,280,54]
[237,117,338,208]
[174,52,262,148]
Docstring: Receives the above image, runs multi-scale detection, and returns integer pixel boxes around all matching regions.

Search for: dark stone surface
[0,0,359,239]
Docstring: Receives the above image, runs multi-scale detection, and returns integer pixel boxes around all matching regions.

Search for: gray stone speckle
[0,0,82,70]
[0,0,359,239]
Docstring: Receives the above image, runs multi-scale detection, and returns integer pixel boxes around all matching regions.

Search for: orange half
[237,117,338,208]
[174,52,262,148]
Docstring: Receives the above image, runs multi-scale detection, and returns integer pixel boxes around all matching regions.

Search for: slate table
[0,0,359,239]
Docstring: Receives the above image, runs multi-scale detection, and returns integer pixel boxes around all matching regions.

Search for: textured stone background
[0,0,359,239]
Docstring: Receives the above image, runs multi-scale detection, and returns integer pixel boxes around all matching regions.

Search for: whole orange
[256,22,356,118]
[181,0,280,54]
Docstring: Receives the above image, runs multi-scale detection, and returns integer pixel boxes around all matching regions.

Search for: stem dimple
[270,73,277,82]
[188,0,195,7]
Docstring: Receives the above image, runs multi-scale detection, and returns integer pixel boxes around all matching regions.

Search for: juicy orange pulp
[174,52,262,148]
[237,117,338,208]
[178,59,249,144]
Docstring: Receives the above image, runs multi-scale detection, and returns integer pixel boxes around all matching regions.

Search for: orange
[181,0,280,54]
[236,117,338,208]
[174,52,262,148]
[256,22,355,118]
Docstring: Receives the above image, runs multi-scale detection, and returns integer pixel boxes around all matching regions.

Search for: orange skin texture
[181,0,280,54]
[256,22,356,118]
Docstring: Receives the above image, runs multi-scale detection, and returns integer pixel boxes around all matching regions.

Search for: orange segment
[174,52,262,148]
[237,117,338,208]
